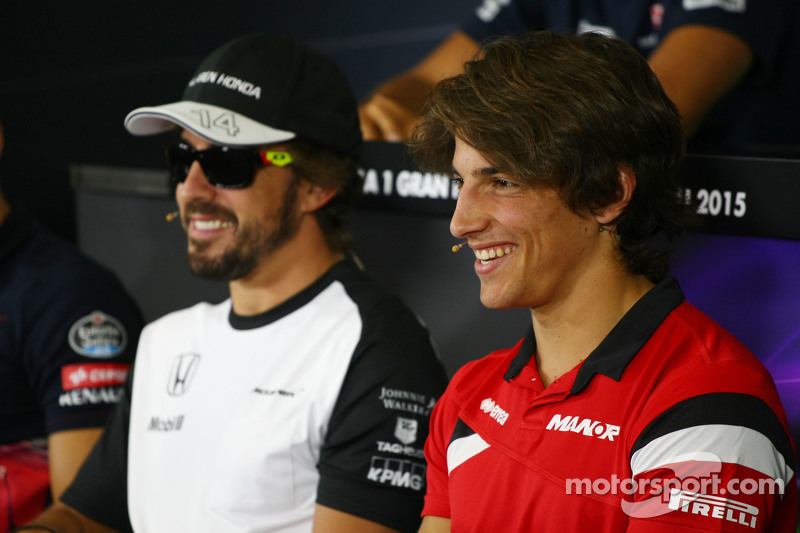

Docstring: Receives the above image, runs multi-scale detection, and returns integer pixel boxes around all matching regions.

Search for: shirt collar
[228,257,362,330]
[503,276,685,393]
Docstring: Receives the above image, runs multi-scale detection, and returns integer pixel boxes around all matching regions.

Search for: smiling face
[450,138,610,311]
[175,131,302,281]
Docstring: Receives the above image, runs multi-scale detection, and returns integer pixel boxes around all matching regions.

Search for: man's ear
[596,165,636,226]
[300,182,338,213]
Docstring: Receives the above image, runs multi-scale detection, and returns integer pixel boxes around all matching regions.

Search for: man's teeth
[475,246,515,261]
[194,219,234,230]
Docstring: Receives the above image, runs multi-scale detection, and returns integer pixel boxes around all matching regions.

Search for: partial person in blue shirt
[0,120,144,530]
[359,0,800,156]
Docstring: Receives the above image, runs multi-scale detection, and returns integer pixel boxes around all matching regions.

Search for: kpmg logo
[367,457,426,491]
[167,353,201,396]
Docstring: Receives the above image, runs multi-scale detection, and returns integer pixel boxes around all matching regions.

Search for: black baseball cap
[124,33,362,157]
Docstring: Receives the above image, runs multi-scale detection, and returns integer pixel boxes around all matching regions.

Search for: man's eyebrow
[477,166,500,177]
[471,166,501,179]
[450,166,501,178]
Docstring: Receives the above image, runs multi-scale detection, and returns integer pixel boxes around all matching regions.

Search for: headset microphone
[451,241,468,253]
[165,211,180,222]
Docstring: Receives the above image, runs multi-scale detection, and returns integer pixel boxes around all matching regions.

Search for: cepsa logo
[62,363,129,390]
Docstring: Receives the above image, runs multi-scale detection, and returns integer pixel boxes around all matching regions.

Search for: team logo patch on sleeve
[668,490,759,528]
[650,3,664,29]
[378,387,437,416]
[68,311,127,358]
[367,456,426,491]
[61,363,129,390]
[394,417,418,445]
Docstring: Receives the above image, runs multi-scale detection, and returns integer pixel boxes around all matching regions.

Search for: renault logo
[167,353,201,396]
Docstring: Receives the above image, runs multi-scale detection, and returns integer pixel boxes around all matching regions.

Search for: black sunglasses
[164,141,294,189]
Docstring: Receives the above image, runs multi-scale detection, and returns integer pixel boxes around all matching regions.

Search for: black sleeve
[60,368,134,532]
[7,225,143,442]
[316,293,448,533]
[25,242,143,435]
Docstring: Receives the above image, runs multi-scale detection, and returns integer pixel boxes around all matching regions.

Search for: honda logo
[167,353,201,396]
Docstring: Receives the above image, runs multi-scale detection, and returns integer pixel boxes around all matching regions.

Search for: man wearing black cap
[15,33,447,533]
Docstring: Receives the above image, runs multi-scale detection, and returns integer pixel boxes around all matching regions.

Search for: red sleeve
[422,381,462,519]
[625,391,797,532]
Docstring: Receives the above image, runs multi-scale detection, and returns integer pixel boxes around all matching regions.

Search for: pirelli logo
[669,490,758,528]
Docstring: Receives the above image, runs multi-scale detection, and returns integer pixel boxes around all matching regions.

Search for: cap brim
[124,101,296,147]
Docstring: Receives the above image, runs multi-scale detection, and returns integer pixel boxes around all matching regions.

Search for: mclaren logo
[167,353,201,396]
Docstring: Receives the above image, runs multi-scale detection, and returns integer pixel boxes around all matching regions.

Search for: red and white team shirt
[423,276,797,532]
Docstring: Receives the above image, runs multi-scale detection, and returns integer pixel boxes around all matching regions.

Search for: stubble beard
[185,178,301,281]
